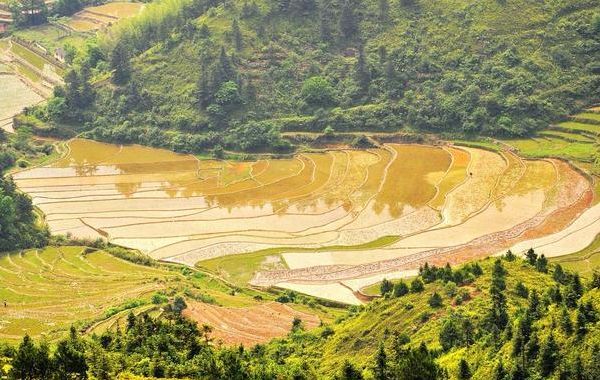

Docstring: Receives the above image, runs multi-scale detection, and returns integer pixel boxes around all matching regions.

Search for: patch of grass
[11,43,62,75]
[13,23,87,52]
[450,139,501,152]
[555,122,600,136]
[574,113,600,124]
[314,257,557,374]
[538,130,594,143]
[504,136,595,161]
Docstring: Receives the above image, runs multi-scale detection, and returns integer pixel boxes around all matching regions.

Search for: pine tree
[590,271,600,289]
[410,278,424,293]
[374,343,387,380]
[560,306,573,334]
[231,19,243,51]
[525,331,539,363]
[340,360,364,380]
[526,290,541,320]
[339,0,359,41]
[566,274,584,308]
[525,248,537,266]
[380,278,393,295]
[539,333,559,377]
[64,69,81,108]
[536,254,548,273]
[11,335,38,380]
[319,2,333,42]
[378,0,389,23]
[197,64,212,109]
[504,249,516,261]
[111,41,131,85]
[53,327,88,379]
[487,259,508,329]
[213,46,235,88]
[553,264,566,284]
[493,359,506,380]
[79,63,94,107]
[575,304,587,339]
[393,281,409,297]
[515,281,529,298]
[355,44,371,97]
[458,359,471,380]
[428,292,443,308]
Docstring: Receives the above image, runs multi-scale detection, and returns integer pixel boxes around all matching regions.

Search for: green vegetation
[502,108,600,178]
[0,237,341,342]
[0,129,50,251]
[3,254,600,379]
[23,0,599,155]
[12,24,87,53]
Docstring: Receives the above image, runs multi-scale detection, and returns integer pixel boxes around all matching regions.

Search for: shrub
[428,292,443,308]
[301,76,337,107]
[455,289,471,305]
[410,278,425,293]
[515,282,529,299]
[152,293,169,304]
[444,282,458,297]
[380,278,393,295]
[393,281,409,298]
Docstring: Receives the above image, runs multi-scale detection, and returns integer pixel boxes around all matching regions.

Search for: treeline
[0,130,49,252]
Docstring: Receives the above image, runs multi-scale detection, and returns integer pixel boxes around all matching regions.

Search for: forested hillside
[27,0,600,154]
[3,253,600,379]
[0,129,49,251]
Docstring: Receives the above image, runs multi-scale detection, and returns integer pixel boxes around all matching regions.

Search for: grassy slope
[268,257,600,378]
[0,245,341,343]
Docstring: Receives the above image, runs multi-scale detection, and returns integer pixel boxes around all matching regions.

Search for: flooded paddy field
[13,138,595,304]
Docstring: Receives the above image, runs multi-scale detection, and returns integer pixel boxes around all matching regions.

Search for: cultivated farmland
[12,136,596,304]
[0,246,180,342]
[65,2,144,32]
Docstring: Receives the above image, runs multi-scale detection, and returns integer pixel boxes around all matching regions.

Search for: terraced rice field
[183,301,321,345]
[67,2,144,32]
[503,107,600,163]
[0,73,44,132]
[13,138,595,304]
[0,246,181,342]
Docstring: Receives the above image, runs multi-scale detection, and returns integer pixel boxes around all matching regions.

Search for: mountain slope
[29,0,600,154]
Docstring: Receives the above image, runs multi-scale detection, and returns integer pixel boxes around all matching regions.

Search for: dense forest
[3,253,600,379]
[22,0,600,154]
[0,129,49,251]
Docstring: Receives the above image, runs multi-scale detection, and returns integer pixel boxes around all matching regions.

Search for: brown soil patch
[183,301,321,346]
